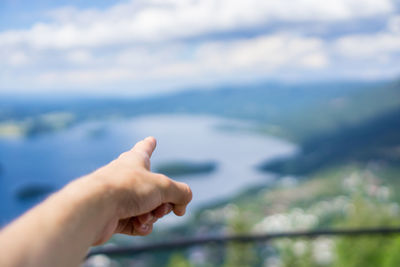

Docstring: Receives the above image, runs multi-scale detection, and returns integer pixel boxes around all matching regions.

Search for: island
[0,112,75,139]
[154,160,217,177]
[15,183,55,202]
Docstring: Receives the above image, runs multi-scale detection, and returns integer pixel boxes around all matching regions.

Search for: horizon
[0,77,396,101]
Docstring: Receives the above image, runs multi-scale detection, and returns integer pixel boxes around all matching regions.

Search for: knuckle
[186,185,193,203]
[119,168,140,181]
[158,175,172,188]
[135,150,149,161]
[155,173,166,180]
[118,151,130,160]
[129,168,144,177]
[181,183,192,203]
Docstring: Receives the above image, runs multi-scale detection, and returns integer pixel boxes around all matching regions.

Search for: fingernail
[140,224,150,232]
[146,136,156,143]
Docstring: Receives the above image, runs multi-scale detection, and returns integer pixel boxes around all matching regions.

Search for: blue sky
[0,0,118,30]
[1,0,400,96]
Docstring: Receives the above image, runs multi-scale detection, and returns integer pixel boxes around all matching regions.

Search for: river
[0,115,297,226]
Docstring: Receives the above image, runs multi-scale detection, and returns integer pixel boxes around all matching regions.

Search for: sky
[0,0,400,96]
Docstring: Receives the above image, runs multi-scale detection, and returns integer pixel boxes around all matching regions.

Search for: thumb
[130,136,157,169]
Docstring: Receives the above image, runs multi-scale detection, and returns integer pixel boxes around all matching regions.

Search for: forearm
[0,137,192,267]
[0,175,116,267]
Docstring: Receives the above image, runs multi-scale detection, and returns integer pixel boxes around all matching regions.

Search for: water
[0,115,297,226]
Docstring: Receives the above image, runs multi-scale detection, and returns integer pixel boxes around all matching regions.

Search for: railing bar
[87,227,400,258]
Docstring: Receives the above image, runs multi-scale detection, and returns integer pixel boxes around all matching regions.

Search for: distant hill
[143,79,400,141]
[1,79,399,141]
[259,107,400,175]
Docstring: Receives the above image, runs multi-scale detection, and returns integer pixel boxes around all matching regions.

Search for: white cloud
[335,33,400,59]
[334,16,400,60]
[0,33,331,94]
[195,35,329,72]
[388,15,400,33]
[8,51,30,66]
[0,0,395,50]
[0,0,399,94]
[66,50,93,65]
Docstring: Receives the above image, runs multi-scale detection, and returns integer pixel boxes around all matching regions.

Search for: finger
[116,217,136,235]
[133,218,153,236]
[153,203,173,218]
[137,212,155,225]
[130,137,157,169]
[173,204,187,216]
[160,179,192,216]
[131,136,157,158]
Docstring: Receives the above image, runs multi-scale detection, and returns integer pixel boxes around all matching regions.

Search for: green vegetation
[0,112,75,138]
[167,253,194,267]
[154,161,217,177]
[168,163,400,267]
[259,107,400,175]
[162,80,400,266]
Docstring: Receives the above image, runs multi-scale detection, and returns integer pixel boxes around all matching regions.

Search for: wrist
[58,175,120,243]
[68,173,119,217]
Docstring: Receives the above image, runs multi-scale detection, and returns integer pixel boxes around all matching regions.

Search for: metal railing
[87,227,400,258]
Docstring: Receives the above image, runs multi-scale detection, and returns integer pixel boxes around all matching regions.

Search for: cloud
[66,49,93,64]
[0,0,395,50]
[194,35,329,71]
[1,34,328,92]
[0,0,399,94]
[335,33,400,59]
[333,15,400,61]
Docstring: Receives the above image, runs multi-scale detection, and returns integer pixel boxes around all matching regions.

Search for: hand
[87,136,193,245]
[0,136,192,267]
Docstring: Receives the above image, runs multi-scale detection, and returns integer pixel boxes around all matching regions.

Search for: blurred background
[1,0,400,266]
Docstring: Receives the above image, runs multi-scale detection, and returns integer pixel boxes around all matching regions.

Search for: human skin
[0,136,192,267]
